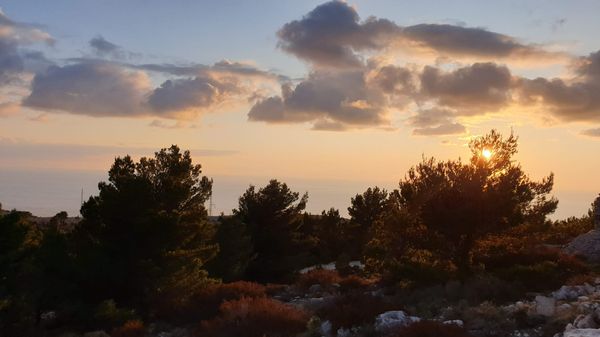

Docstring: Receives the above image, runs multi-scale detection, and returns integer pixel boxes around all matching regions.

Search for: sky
[0,0,599,218]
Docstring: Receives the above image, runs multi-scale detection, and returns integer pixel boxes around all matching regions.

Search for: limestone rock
[536,295,556,316]
[374,310,420,332]
[565,230,600,263]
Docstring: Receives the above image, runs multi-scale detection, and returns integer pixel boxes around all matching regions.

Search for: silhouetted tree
[74,145,218,312]
[397,130,557,276]
[347,187,389,257]
[208,215,255,282]
[234,179,309,282]
[0,210,40,335]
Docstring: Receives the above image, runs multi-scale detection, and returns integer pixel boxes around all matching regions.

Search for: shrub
[197,297,309,337]
[317,292,396,330]
[338,275,373,292]
[389,321,471,337]
[154,281,267,323]
[296,269,341,290]
[111,320,145,337]
[189,281,267,320]
[93,300,137,329]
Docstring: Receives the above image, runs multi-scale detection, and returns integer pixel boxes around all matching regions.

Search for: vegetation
[0,130,596,337]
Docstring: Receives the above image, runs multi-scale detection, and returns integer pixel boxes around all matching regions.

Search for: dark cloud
[371,65,415,94]
[90,36,120,55]
[23,62,151,117]
[0,10,53,84]
[402,24,551,59]
[517,51,600,123]
[277,1,399,68]
[147,76,240,115]
[137,59,285,81]
[277,1,556,68]
[420,62,513,112]
[248,70,389,128]
[89,36,140,60]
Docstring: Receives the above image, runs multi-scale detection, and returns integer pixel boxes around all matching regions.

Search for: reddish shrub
[191,281,267,319]
[338,275,373,292]
[317,292,396,330]
[296,269,341,290]
[565,273,597,286]
[197,297,309,337]
[156,281,267,323]
[111,320,145,337]
[390,321,471,337]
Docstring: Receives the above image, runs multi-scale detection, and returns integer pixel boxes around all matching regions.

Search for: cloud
[23,61,152,117]
[420,62,513,112]
[0,9,53,84]
[517,51,600,123]
[401,24,554,59]
[581,128,600,138]
[0,101,19,117]
[408,107,466,136]
[277,1,558,68]
[248,70,390,128]
[147,76,241,117]
[277,1,399,68]
[413,122,466,136]
[22,58,279,120]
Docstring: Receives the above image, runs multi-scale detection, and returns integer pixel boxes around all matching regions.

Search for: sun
[482,149,492,160]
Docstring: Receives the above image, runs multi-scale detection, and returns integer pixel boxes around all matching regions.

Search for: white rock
[563,329,600,337]
[557,303,574,315]
[536,295,556,316]
[374,310,420,332]
[443,320,464,327]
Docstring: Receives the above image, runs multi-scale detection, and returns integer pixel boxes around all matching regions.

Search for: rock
[374,310,420,332]
[553,286,590,301]
[565,230,600,263]
[319,320,332,336]
[443,320,464,327]
[83,332,109,337]
[308,284,322,293]
[574,314,598,329]
[557,303,574,315]
[563,329,600,337]
[536,295,556,316]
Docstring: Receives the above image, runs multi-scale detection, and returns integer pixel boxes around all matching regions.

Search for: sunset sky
[0,0,599,218]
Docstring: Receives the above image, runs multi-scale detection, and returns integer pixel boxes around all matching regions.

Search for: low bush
[295,269,341,290]
[197,297,309,337]
[111,320,145,337]
[154,281,267,323]
[317,292,397,330]
[389,321,471,337]
[338,274,373,292]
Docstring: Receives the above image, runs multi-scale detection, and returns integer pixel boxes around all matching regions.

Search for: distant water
[0,168,593,220]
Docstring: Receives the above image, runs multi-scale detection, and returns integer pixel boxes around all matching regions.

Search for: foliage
[111,320,145,337]
[0,210,40,336]
[317,292,397,330]
[348,187,390,257]
[156,281,267,323]
[197,297,309,337]
[295,269,341,290]
[234,179,310,281]
[397,130,557,276]
[74,145,218,313]
[208,215,255,282]
[390,321,471,337]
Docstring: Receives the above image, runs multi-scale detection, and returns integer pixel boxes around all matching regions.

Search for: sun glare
[482,149,492,160]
